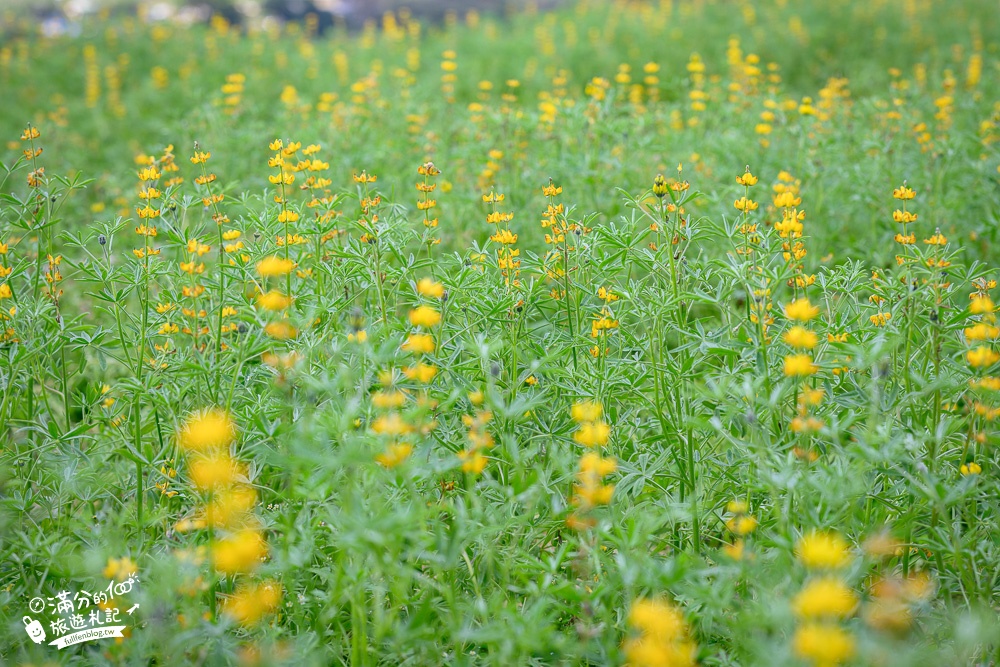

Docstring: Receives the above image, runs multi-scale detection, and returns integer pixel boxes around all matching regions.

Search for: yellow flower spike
[177,409,236,452]
[783,326,818,350]
[967,346,1000,368]
[573,420,611,448]
[792,578,858,618]
[970,376,1000,391]
[960,462,982,475]
[416,277,445,298]
[372,390,406,410]
[375,443,414,468]
[264,321,297,340]
[212,527,268,574]
[137,166,161,181]
[623,598,697,667]
[796,531,852,569]
[458,449,489,474]
[571,400,603,423]
[103,557,138,581]
[573,481,614,507]
[726,515,758,535]
[223,581,281,626]
[371,413,413,437]
[970,296,995,314]
[188,452,243,491]
[627,598,687,640]
[783,354,818,377]
[773,191,802,208]
[736,169,758,187]
[403,363,438,383]
[207,486,258,527]
[652,174,668,198]
[578,451,618,477]
[964,323,999,340]
[870,312,892,327]
[784,297,821,322]
[800,387,825,406]
[256,290,291,311]
[256,256,296,277]
[726,500,749,514]
[792,623,855,666]
[408,305,442,328]
[721,540,746,561]
[401,333,435,354]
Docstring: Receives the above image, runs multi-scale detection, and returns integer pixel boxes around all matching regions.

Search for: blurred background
[4,0,564,32]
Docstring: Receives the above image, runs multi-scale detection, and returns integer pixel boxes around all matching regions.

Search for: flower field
[1,0,1000,664]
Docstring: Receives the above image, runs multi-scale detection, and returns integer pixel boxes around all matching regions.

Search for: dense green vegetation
[1,0,999,665]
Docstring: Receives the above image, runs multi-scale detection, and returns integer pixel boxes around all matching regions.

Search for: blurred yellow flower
[256,255,296,277]
[796,531,851,569]
[792,578,858,618]
[177,409,235,452]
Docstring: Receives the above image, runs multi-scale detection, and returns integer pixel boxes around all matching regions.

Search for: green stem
[60,339,70,432]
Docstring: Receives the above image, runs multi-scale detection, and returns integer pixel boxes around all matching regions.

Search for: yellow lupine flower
[792,623,856,666]
[264,320,297,340]
[213,528,267,574]
[967,346,1000,368]
[416,277,444,298]
[223,581,281,626]
[256,290,291,311]
[783,326,818,349]
[792,578,858,618]
[571,401,603,423]
[796,531,851,569]
[375,443,414,468]
[402,333,435,354]
[784,354,818,377]
[573,421,611,447]
[256,256,295,277]
[189,453,243,490]
[784,298,820,322]
[408,305,441,328]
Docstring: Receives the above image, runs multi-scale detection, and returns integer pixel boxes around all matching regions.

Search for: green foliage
[1,1,1000,665]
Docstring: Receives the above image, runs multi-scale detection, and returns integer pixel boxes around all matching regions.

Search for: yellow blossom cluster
[721,499,758,560]
[174,409,279,625]
[623,598,697,667]
[791,531,856,666]
[568,401,615,529]
[962,282,998,476]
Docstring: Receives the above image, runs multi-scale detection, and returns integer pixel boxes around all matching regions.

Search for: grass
[1,0,999,665]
